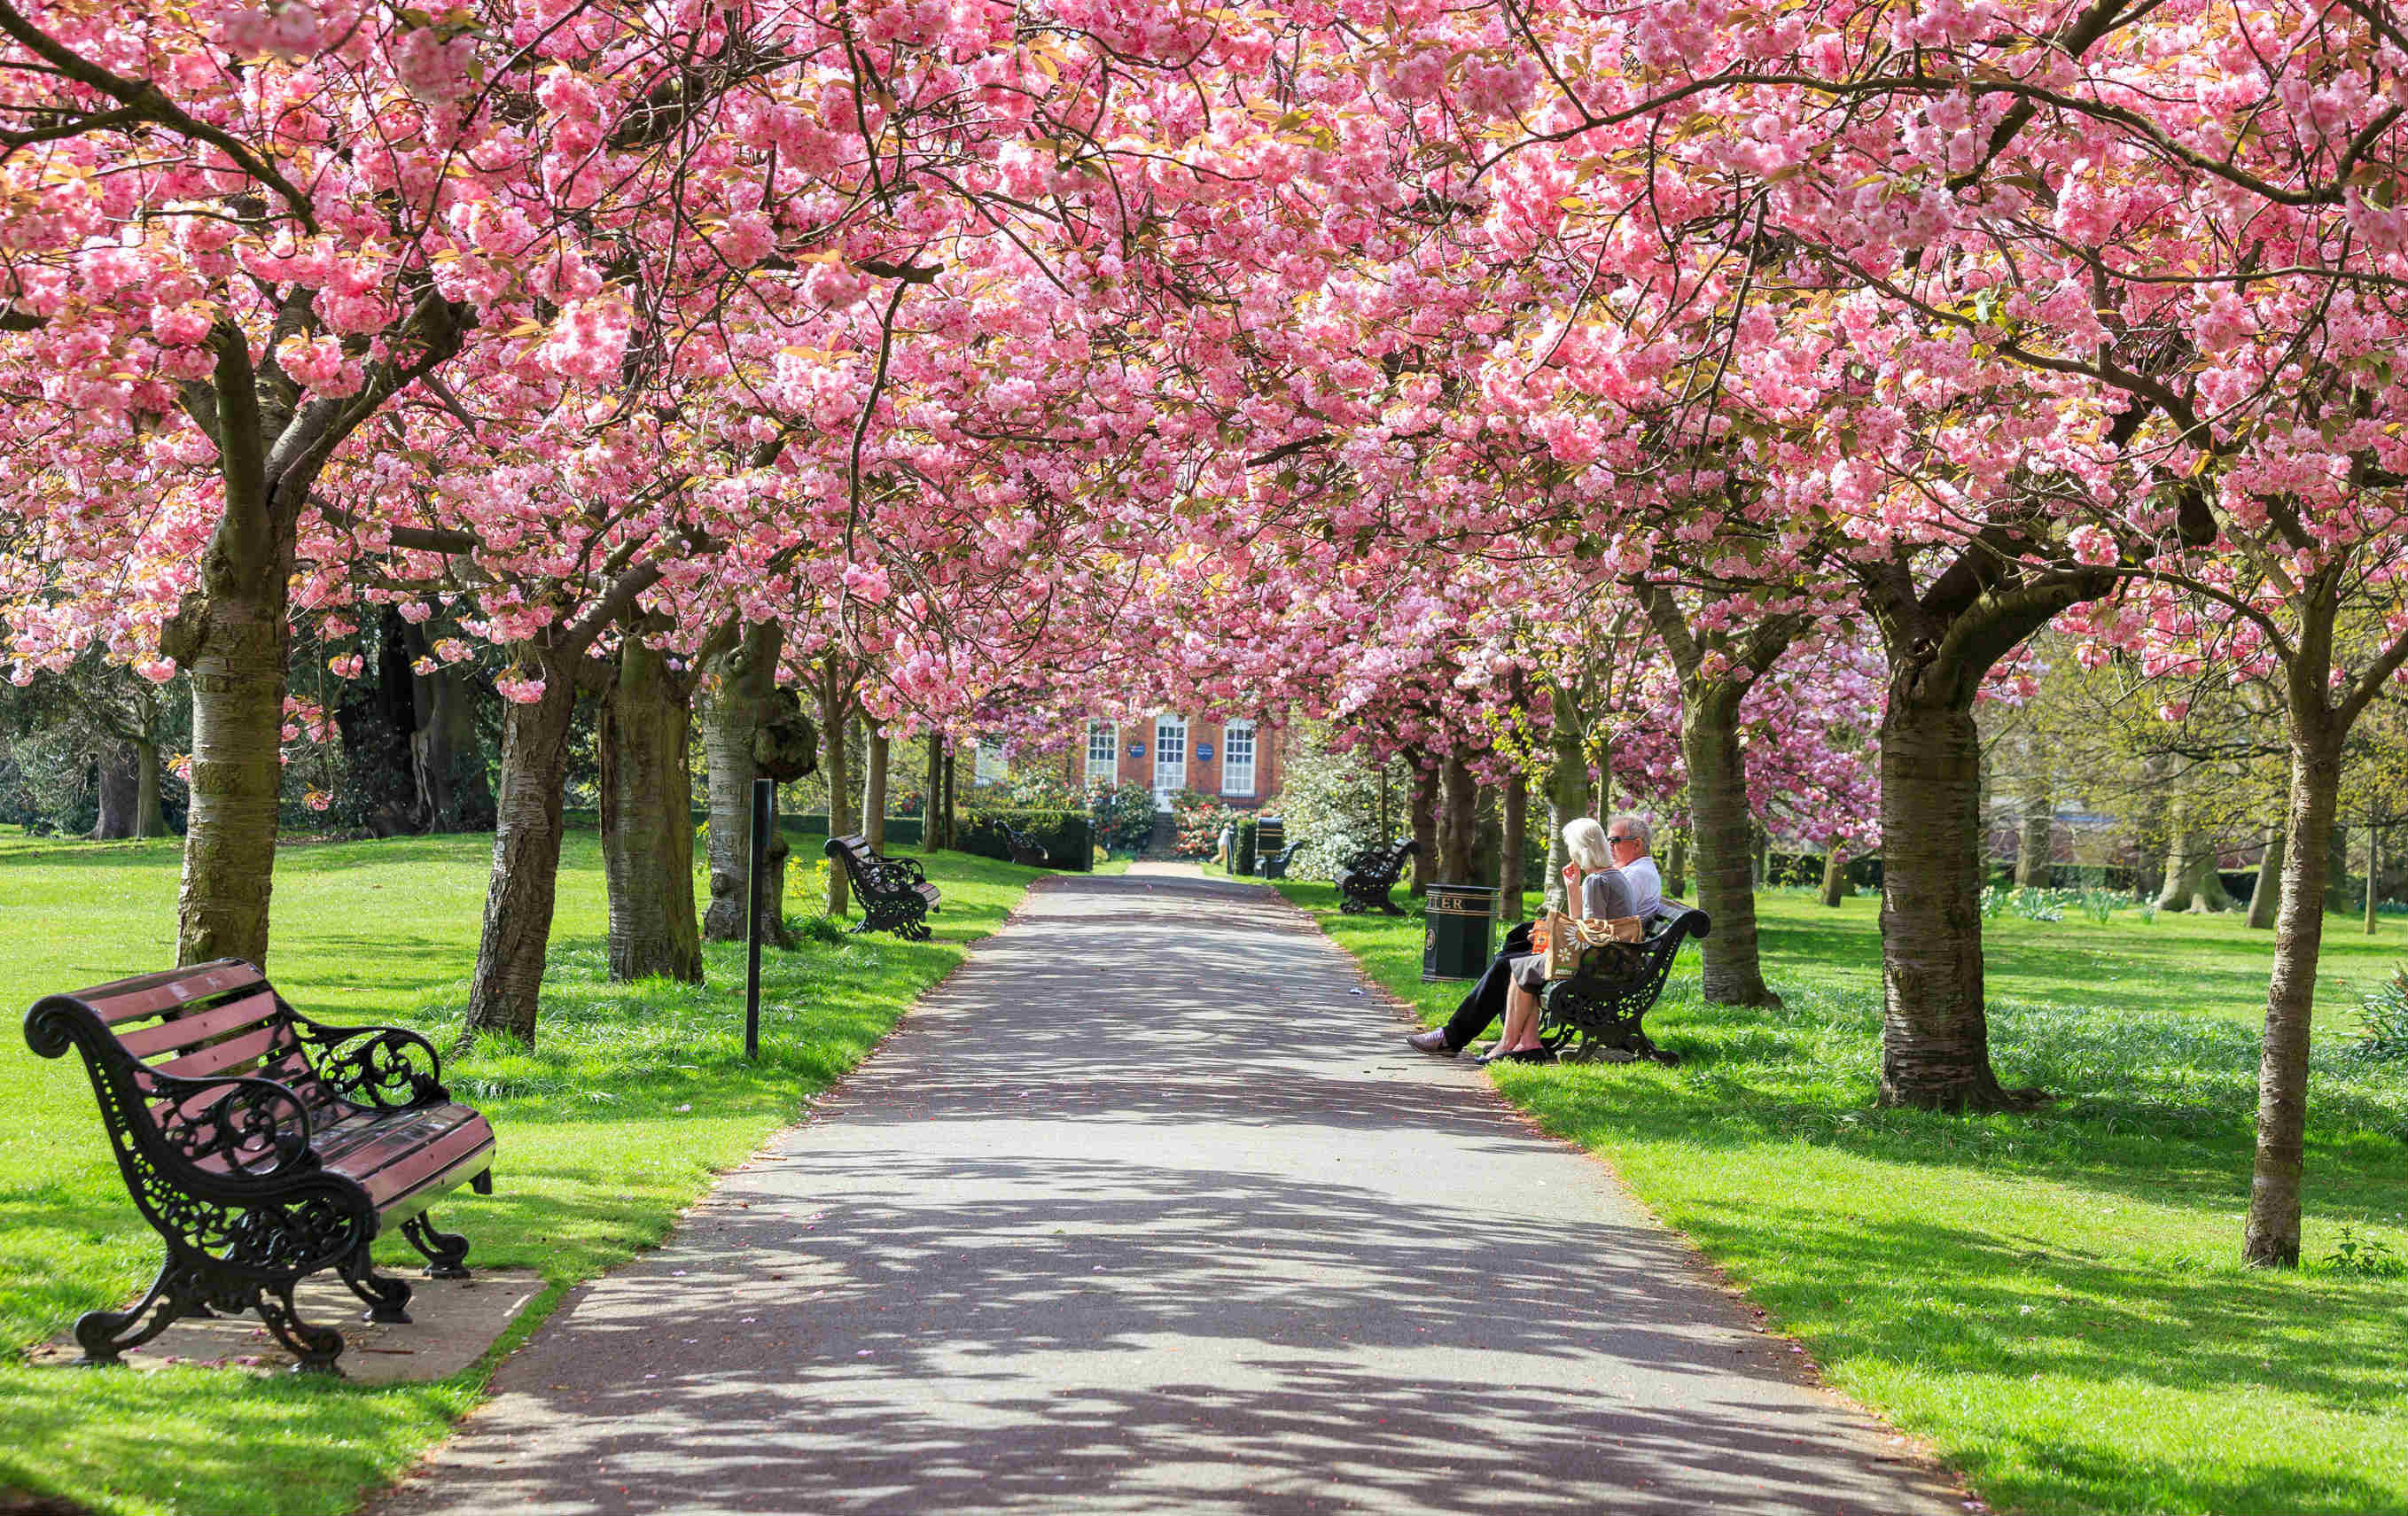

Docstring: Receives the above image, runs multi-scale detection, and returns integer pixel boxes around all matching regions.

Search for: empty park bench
[826,833,942,939]
[24,959,496,1374]
[1539,903,1711,1065]
[1260,838,1305,879]
[1336,836,1418,914]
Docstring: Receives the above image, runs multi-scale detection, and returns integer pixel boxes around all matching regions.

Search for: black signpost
[744,776,772,1061]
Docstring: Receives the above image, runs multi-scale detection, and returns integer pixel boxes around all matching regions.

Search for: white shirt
[1619,853,1664,920]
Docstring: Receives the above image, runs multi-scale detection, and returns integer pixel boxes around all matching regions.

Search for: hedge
[958,807,1095,872]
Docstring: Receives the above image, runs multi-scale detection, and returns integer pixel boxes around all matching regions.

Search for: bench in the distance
[826,834,942,940]
[24,960,496,1374]
[1336,836,1419,914]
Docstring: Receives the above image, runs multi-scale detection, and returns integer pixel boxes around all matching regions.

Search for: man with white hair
[1407,813,1663,1060]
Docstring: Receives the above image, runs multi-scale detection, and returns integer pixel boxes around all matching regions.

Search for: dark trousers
[1440,921,1535,1051]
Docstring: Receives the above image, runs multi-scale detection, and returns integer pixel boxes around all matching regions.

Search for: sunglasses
[1608,834,1633,844]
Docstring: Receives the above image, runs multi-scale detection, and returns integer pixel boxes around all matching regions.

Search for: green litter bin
[1422,882,1496,981]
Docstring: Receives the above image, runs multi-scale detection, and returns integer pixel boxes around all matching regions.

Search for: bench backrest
[826,833,908,892]
[25,959,328,1184]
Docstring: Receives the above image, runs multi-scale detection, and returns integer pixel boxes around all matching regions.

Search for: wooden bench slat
[116,991,284,1059]
[82,961,265,1024]
[151,1022,295,1081]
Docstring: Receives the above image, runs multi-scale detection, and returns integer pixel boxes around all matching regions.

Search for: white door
[1152,715,1187,810]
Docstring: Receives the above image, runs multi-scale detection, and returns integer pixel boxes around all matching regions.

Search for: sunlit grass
[1282,880,2408,1516]
[0,829,1036,1515]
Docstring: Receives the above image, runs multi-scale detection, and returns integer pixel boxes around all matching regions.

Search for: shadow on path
[374,876,1961,1515]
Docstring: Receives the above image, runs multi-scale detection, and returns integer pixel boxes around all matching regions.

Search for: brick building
[1005,715,1285,812]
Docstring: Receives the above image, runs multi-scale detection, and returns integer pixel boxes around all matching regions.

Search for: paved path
[379,875,1960,1515]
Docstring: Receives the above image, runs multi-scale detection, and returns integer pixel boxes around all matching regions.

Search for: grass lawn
[1282,881,2408,1516]
[0,828,1038,1516]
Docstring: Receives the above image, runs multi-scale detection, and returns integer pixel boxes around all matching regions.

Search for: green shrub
[959,807,1093,871]
[1172,788,1235,858]
[1088,781,1157,853]
[2353,967,2408,1061]
[1235,816,1258,876]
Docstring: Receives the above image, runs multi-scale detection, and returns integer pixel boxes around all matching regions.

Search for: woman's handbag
[1541,912,1646,979]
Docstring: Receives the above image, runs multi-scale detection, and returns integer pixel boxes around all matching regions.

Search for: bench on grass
[1000,823,1053,868]
[1539,903,1711,1065]
[1335,836,1418,915]
[1259,838,1305,880]
[23,959,495,1374]
[826,833,941,940]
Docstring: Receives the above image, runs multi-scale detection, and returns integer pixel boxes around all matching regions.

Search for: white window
[1085,719,1118,789]
[975,741,1007,785]
[1222,720,1257,797]
[1151,714,1187,811]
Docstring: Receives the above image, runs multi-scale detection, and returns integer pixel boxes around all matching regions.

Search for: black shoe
[1493,1046,1554,1065]
[1406,1029,1456,1058]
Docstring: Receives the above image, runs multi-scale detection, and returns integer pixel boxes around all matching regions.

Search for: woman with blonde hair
[1468,818,1631,1062]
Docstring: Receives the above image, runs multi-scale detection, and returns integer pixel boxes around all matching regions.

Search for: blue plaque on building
[1127,742,1145,758]
[1196,742,1213,760]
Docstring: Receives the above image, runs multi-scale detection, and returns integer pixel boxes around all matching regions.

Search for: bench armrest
[144,1068,319,1180]
[291,1016,449,1111]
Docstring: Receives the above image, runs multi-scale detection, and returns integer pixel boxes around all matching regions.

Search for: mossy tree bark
[1542,683,1588,913]
[2246,825,2286,929]
[1638,584,1802,1007]
[701,622,783,943]
[923,732,947,851]
[1408,765,1439,897]
[91,742,139,840]
[864,729,889,851]
[598,636,703,985]
[1856,546,2120,1112]
[1500,770,1527,923]
[162,302,466,970]
[820,659,854,916]
[461,654,579,1043]
[133,739,166,838]
[2366,830,2381,936]
[2014,747,2053,888]
[2248,712,2342,1265]
[1820,849,1850,906]
[1436,750,1477,883]
[2155,782,2234,913]
[461,564,680,1045]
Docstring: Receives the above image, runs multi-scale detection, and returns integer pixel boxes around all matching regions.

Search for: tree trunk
[821,663,853,917]
[90,742,138,840]
[2246,825,2286,929]
[2014,755,2053,888]
[1821,849,1850,907]
[939,739,957,851]
[1664,832,1687,899]
[461,664,578,1044]
[701,624,780,943]
[2327,822,2350,915]
[1408,765,1439,898]
[1544,686,1587,913]
[924,732,946,851]
[598,641,701,984]
[1500,770,1527,924]
[2245,727,2340,1266]
[173,588,292,969]
[2366,829,2380,936]
[1876,693,2022,1110]
[134,739,166,838]
[2156,791,2233,912]
[1436,750,1477,883]
[1684,687,1781,1007]
[864,729,890,851]
[408,633,494,832]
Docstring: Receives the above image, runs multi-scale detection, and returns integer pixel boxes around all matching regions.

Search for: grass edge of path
[0,835,1035,1516]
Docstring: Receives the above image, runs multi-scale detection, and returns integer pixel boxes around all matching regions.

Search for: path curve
[378,873,1960,1515]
